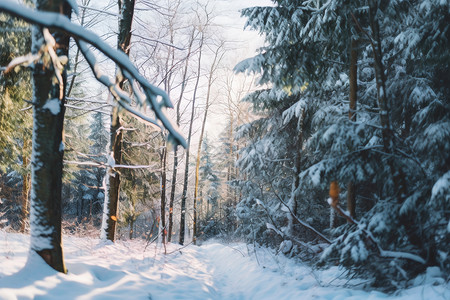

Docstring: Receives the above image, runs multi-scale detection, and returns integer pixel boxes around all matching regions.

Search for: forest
[0,0,449,298]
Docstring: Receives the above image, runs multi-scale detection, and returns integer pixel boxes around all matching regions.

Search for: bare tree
[192,41,224,244]
[179,29,204,245]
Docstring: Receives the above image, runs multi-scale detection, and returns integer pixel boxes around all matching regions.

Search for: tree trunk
[192,43,222,244]
[347,37,357,219]
[29,0,71,273]
[168,30,195,243]
[103,0,135,242]
[180,31,204,245]
[20,139,31,233]
[129,218,134,239]
[160,145,167,244]
[368,1,406,200]
[168,148,177,242]
[288,108,305,236]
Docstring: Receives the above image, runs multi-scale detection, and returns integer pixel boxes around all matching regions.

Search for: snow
[43,98,61,115]
[0,1,186,148]
[100,175,109,241]
[1,231,448,300]
[65,0,79,16]
[431,170,450,201]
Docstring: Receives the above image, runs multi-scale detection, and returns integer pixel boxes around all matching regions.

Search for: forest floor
[0,230,448,300]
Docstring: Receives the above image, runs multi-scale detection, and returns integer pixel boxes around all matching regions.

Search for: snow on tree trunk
[287,108,305,237]
[160,145,167,244]
[29,0,71,273]
[102,0,135,242]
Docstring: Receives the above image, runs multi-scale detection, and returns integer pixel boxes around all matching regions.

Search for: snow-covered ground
[0,230,448,300]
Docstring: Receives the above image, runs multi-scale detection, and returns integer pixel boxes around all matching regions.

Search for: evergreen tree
[197,136,221,239]
[88,112,108,221]
[236,0,449,288]
[0,10,32,231]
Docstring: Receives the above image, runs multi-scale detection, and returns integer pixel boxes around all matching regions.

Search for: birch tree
[192,41,224,244]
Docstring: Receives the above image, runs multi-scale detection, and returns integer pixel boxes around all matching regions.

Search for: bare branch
[0,1,186,148]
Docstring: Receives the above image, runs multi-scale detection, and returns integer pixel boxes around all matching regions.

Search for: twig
[165,241,193,255]
[269,182,331,244]
[327,190,426,264]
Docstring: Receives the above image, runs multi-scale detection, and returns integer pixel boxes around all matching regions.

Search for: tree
[27,0,71,273]
[0,0,185,272]
[179,29,204,245]
[235,0,449,288]
[192,41,224,244]
[102,0,136,243]
[159,139,167,244]
[179,3,214,245]
[196,135,220,239]
[88,112,108,220]
[0,9,32,232]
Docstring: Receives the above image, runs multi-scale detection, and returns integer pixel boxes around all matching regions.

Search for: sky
[68,0,274,142]
[198,0,274,141]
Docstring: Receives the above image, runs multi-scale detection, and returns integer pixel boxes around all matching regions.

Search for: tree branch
[0,1,186,148]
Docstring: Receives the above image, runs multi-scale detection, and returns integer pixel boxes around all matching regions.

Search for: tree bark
[368,1,406,200]
[168,29,195,243]
[160,145,167,244]
[288,108,305,236]
[168,148,177,242]
[20,139,31,233]
[29,0,71,273]
[347,37,357,219]
[179,30,204,245]
[103,0,135,242]
[192,43,222,244]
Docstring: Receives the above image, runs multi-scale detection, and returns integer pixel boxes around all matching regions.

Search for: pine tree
[236,0,449,288]
[197,136,221,239]
[0,10,32,232]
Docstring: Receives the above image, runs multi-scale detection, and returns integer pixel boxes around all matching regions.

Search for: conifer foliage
[235,0,449,288]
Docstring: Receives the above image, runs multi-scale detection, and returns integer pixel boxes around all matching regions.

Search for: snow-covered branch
[327,198,426,265]
[268,182,331,244]
[64,160,160,171]
[0,1,186,148]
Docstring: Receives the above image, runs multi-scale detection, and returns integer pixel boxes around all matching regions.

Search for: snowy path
[0,231,448,300]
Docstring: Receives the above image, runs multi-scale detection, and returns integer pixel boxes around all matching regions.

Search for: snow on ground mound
[0,230,448,300]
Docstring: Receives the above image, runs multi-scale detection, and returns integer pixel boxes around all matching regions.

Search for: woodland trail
[0,232,448,300]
